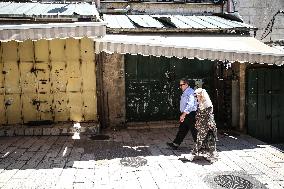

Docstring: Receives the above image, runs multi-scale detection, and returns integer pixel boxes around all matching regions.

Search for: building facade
[0,1,284,143]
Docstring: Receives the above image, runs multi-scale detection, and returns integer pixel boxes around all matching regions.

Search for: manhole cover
[120,157,147,168]
[89,134,110,140]
[214,175,253,189]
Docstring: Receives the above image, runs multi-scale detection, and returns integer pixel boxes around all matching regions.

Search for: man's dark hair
[180,78,189,85]
[180,78,196,87]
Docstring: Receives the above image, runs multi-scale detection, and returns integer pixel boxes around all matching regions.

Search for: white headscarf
[194,88,213,110]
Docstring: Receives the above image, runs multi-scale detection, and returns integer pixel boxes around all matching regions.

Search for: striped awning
[0,22,106,41]
[95,34,284,65]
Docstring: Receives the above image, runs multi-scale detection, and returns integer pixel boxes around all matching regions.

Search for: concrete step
[0,122,100,136]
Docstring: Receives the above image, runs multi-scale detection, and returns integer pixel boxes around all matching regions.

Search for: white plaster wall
[235,0,284,42]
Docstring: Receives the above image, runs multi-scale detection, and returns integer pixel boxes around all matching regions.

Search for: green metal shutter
[247,68,284,143]
[125,55,214,122]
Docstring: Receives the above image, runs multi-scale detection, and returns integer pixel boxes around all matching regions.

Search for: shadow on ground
[0,128,281,172]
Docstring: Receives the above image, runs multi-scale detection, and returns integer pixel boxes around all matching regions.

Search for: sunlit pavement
[0,127,283,189]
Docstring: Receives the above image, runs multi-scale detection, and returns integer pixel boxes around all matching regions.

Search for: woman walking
[189,88,218,163]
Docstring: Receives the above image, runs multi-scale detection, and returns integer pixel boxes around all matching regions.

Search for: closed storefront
[247,67,284,142]
[0,38,98,125]
[125,54,215,122]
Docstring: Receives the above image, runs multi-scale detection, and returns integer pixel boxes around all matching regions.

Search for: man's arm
[184,94,195,113]
[180,94,194,122]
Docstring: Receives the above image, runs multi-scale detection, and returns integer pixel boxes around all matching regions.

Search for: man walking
[167,78,197,150]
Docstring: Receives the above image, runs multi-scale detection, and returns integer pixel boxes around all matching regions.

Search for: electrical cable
[261,10,284,40]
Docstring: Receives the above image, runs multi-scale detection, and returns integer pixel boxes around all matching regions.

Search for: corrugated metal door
[247,68,284,143]
[125,55,214,122]
[0,38,97,125]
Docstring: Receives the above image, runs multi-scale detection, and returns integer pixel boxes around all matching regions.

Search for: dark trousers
[173,111,197,145]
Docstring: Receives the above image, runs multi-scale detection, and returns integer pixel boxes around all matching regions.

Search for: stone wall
[100,53,126,128]
[231,61,247,132]
[235,0,284,42]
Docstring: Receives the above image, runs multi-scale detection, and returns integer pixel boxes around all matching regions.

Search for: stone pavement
[0,127,284,189]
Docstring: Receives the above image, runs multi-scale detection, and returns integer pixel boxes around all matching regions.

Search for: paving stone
[218,145,262,175]
[272,167,284,179]
[27,142,43,152]
[212,151,242,171]
[0,143,10,153]
[45,147,61,158]
[0,128,283,188]
[38,137,58,152]
[253,174,283,189]
[245,150,281,168]
[93,166,110,186]
[268,151,284,162]
[58,146,73,159]
[10,137,26,147]
[74,168,95,183]
[0,161,12,170]
[0,182,5,188]
[0,169,18,183]
[17,151,34,161]
[26,169,53,189]
[279,181,284,188]
[11,169,33,179]
[50,157,67,168]
[136,170,159,189]
[25,137,39,146]
[1,178,26,189]
[56,168,77,188]
[44,168,63,187]
[6,160,26,170]
[22,151,47,169]
[243,156,284,181]
[0,146,18,159]
[73,181,94,189]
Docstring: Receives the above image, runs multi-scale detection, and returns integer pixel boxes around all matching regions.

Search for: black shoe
[167,142,179,150]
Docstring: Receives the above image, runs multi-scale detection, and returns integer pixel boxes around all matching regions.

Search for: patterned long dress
[192,106,217,157]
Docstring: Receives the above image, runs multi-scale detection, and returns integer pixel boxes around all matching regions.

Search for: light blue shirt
[180,87,197,113]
